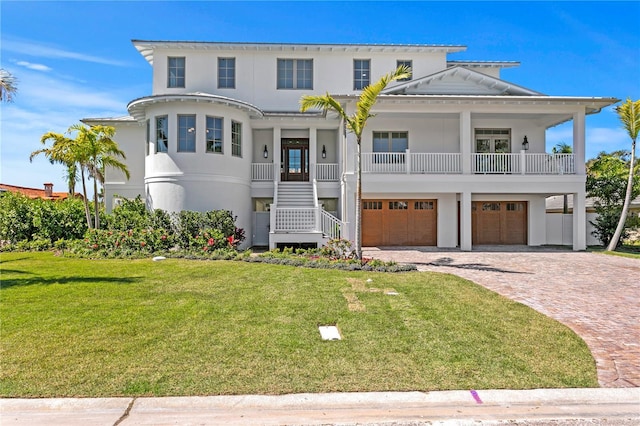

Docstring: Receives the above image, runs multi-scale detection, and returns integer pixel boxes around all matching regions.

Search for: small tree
[606,99,640,251]
[300,65,410,259]
[586,151,640,246]
[552,143,573,213]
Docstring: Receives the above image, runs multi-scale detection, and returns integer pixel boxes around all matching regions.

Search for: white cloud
[14,60,52,72]
[3,38,129,67]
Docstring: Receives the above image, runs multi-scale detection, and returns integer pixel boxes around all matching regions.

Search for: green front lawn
[0,252,597,397]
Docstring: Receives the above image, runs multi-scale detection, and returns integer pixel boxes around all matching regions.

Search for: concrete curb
[2,388,639,425]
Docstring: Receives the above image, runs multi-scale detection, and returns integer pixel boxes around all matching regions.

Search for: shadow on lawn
[1,275,143,289]
[414,257,530,274]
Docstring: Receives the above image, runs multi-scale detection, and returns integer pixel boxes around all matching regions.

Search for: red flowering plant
[190,229,226,252]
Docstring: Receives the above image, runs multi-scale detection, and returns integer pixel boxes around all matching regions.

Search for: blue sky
[1,1,639,193]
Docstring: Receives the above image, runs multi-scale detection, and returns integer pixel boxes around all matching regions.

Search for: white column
[309,126,317,181]
[460,191,472,251]
[273,127,281,183]
[460,110,472,174]
[573,190,587,251]
[573,108,586,176]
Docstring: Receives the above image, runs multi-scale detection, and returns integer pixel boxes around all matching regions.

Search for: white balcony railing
[472,153,521,174]
[316,163,339,181]
[525,153,575,174]
[411,153,462,174]
[251,163,274,181]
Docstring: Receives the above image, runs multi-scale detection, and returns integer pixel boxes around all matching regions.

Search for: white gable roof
[383,66,543,96]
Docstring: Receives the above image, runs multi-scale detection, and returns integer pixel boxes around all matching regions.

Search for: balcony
[360,152,575,175]
[252,163,340,181]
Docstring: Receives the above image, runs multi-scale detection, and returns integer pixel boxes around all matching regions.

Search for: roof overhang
[132,40,466,65]
[126,93,264,122]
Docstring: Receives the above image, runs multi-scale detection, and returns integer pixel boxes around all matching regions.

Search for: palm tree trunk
[355,136,362,260]
[80,168,92,229]
[93,176,100,229]
[607,141,636,250]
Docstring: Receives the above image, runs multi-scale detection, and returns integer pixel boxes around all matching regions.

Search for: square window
[168,57,185,88]
[277,59,312,89]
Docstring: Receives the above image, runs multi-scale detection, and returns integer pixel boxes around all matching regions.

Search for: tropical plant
[31,124,130,229]
[0,68,17,102]
[607,99,640,251]
[586,151,640,246]
[300,65,410,259]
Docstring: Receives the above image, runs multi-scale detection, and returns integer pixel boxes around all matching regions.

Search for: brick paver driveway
[363,247,640,388]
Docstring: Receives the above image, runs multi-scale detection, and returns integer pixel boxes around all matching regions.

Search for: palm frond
[617,99,640,142]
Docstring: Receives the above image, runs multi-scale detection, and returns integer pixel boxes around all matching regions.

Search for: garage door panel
[411,201,437,245]
[363,199,437,247]
[472,201,527,245]
[362,200,383,246]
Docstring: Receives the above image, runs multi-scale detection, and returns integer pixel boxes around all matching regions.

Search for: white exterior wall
[150,47,448,110]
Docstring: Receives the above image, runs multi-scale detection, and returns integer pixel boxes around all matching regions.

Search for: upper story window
[145,119,150,156]
[168,57,185,88]
[218,57,235,89]
[373,131,408,152]
[178,115,196,152]
[475,129,511,153]
[396,60,412,81]
[277,59,313,89]
[156,115,168,153]
[206,116,223,153]
[354,59,370,90]
[231,120,242,157]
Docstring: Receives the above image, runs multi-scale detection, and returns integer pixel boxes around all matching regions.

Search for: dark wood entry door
[281,139,309,181]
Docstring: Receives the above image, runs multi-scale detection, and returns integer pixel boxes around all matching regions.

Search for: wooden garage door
[362,200,437,246]
[472,201,527,245]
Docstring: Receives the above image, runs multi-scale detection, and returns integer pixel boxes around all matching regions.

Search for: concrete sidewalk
[2,388,639,425]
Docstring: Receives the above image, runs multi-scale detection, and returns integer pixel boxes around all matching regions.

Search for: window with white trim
[396,60,412,81]
[206,116,223,153]
[156,115,168,153]
[475,129,511,153]
[218,57,235,89]
[354,59,370,90]
[178,115,196,152]
[167,57,185,88]
[277,59,313,89]
[231,120,242,157]
[373,131,408,152]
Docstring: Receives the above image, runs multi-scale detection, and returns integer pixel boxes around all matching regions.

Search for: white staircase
[276,182,314,207]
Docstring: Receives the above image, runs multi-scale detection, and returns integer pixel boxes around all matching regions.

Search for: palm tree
[300,65,410,259]
[71,124,130,229]
[31,124,130,229]
[31,130,93,227]
[607,99,640,251]
[0,69,18,102]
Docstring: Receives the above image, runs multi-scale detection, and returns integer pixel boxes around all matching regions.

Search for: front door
[281,139,309,181]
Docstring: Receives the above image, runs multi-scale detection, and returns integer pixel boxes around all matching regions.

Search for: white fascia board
[131,39,467,65]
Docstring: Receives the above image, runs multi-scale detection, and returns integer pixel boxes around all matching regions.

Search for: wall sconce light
[263,145,269,158]
[322,145,327,159]
[522,136,529,151]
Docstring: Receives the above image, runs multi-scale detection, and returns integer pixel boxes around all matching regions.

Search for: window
[156,115,168,153]
[507,202,525,211]
[475,129,511,153]
[277,59,313,89]
[482,202,501,211]
[389,201,408,210]
[373,131,408,152]
[218,57,235,88]
[178,115,196,152]
[168,57,185,88]
[396,60,412,81]
[206,116,223,153]
[354,59,370,90]
[414,201,434,210]
[231,120,242,157]
[363,201,382,210]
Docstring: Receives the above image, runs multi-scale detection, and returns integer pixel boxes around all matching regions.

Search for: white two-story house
[85,40,617,251]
